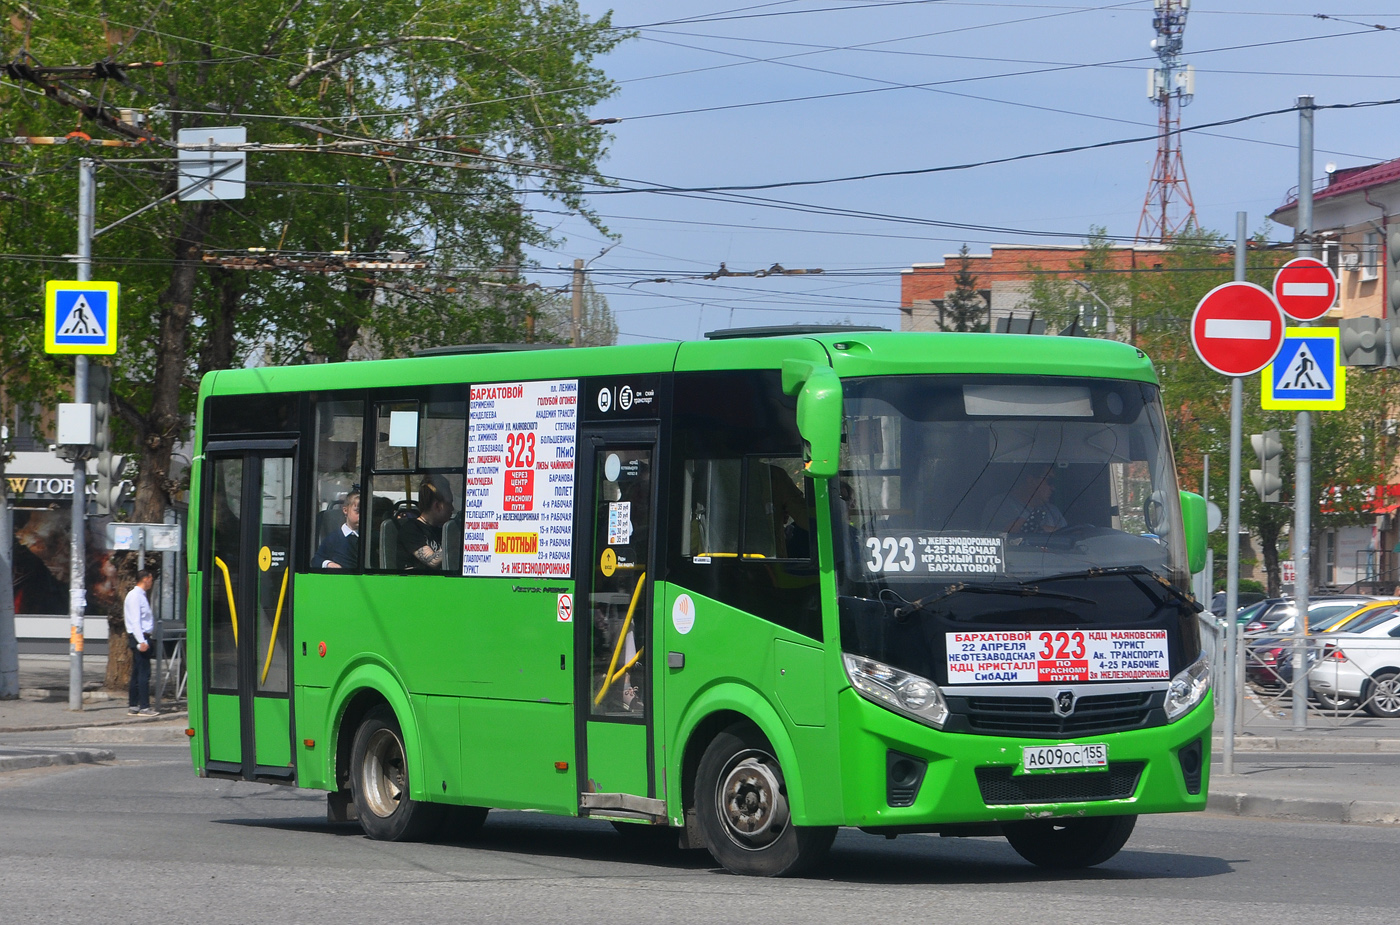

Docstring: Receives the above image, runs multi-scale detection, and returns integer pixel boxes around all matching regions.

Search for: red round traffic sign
[1190,281,1285,377]
[1272,257,1337,321]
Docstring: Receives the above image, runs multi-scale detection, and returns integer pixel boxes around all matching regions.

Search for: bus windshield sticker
[465,378,578,578]
[945,630,1170,684]
[863,534,1005,576]
[607,501,632,545]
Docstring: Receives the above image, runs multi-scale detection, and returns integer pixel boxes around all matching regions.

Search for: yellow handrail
[260,567,290,685]
[609,647,644,686]
[213,556,238,645]
[594,571,646,706]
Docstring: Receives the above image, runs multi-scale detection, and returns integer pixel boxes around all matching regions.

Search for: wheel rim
[1372,676,1400,715]
[361,727,408,819]
[715,750,790,851]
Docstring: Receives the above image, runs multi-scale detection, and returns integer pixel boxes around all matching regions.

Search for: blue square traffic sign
[44,281,119,354]
[1261,327,1345,411]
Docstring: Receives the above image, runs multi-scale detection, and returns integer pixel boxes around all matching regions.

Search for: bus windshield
[835,375,1196,675]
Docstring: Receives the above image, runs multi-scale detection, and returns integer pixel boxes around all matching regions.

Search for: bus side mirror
[1179,490,1207,574]
[782,361,842,478]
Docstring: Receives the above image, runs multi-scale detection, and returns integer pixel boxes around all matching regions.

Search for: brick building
[900,244,1166,333]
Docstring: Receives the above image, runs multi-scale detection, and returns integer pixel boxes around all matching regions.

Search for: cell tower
[1136,0,1198,244]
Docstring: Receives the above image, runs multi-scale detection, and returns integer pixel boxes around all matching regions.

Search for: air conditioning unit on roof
[1341,253,1360,269]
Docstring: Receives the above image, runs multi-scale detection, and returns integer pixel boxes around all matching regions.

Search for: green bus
[186,327,1212,876]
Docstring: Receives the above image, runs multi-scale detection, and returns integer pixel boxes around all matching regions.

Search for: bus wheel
[350,705,442,841]
[695,722,835,877]
[1003,814,1136,869]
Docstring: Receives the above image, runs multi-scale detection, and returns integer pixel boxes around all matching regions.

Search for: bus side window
[745,458,812,560]
[681,459,740,558]
[311,399,364,572]
[364,397,466,573]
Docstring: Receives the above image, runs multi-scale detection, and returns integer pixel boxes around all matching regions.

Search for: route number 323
[865,536,915,573]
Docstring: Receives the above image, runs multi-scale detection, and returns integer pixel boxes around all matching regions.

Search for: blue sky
[522,1,1400,344]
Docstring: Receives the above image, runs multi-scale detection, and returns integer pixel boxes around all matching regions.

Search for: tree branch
[288,36,488,89]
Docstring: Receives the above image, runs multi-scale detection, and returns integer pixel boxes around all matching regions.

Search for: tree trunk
[133,202,214,525]
[197,266,244,376]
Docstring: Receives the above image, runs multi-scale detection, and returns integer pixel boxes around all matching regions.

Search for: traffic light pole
[1291,96,1314,731]
[68,158,95,711]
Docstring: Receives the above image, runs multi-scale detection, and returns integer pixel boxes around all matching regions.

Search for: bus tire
[350,704,442,842]
[1003,814,1136,869]
[695,721,835,877]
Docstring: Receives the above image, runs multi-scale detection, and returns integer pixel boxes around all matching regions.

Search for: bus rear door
[201,442,297,783]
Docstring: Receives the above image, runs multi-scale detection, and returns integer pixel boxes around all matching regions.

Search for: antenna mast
[1136,0,1198,244]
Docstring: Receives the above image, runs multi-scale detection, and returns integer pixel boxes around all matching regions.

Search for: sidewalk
[2,656,1398,825]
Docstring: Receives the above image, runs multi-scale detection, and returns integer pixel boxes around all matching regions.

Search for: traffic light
[1250,430,1283,503]
[1389,228,1400,322]
[89,365,125,516]
[1339,316,1384,366]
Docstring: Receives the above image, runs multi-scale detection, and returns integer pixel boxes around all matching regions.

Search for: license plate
[1022,743,1107,772]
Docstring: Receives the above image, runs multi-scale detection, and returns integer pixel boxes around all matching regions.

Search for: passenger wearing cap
[398,475,455,572]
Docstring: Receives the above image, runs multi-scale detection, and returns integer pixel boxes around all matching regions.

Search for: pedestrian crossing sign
[1261,327,1344,411]
[44,281,119,354]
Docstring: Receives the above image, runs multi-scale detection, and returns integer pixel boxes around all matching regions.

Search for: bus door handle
[667,651,685,669]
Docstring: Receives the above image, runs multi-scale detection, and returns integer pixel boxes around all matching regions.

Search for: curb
[1208,791,1400,825]
[0,710,188,735]
[18,689,114,703]
[0,747,117,772]
[1212,736,1400,753]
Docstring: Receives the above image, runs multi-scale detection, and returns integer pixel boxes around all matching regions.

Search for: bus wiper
[1037,565,1203,613]
[892,582,1094,620]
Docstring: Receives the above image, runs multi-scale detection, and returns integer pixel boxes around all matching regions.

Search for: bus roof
[199,330,1157,399]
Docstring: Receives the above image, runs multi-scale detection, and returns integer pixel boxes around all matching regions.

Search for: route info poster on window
[463,379,578,577]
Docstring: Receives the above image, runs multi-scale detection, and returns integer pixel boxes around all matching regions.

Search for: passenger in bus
[767,464,810,559]
[397,475,454,572]
[314,491,360,570]
[982,465,1066,535]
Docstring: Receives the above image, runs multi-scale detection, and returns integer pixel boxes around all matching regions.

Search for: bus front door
[202,446,297,783]
[576,431,665,821]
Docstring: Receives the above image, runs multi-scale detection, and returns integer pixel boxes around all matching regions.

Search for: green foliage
[0,0,625,519]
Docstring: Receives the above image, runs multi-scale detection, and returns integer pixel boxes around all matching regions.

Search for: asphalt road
[1,741,1397,925]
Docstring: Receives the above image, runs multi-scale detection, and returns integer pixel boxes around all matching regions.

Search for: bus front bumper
[834,687,1213,829]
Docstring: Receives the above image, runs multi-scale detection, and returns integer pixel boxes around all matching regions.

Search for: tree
[942,244,987,332]
[0,1,625,688]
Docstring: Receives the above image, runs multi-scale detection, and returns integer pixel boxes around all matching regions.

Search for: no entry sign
[1190,281,1285,377]
[1272,257,1337,321]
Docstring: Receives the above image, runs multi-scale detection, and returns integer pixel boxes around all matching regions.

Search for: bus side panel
[207,693,240,763]
[254,697,292,767]
[414,693,461,798]
[659,582,844,826]
[459,698,576,814]
[586,721,647,796]
[295,685,330,789]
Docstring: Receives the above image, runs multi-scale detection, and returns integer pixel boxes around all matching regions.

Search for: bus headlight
[1165,651,1211,722]
[843,653,949,729]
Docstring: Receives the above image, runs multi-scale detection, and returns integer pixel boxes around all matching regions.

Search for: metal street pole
[67,159,96,711]
[571,258,584,348]
[1222,211,1246,774]
[0,425,15,700]
[1292,96,1314,730]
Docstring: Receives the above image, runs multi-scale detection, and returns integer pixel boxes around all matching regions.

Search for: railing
[1238,629,1399,727]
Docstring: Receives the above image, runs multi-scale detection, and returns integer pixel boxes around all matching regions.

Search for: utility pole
[1292,96,1315,731]
[68,158,95,711]
[571,259,585,348]
[0,423,15,700]
[1222,211,1246,775]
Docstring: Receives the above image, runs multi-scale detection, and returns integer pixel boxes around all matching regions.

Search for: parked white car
[1308,623,1400,717]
